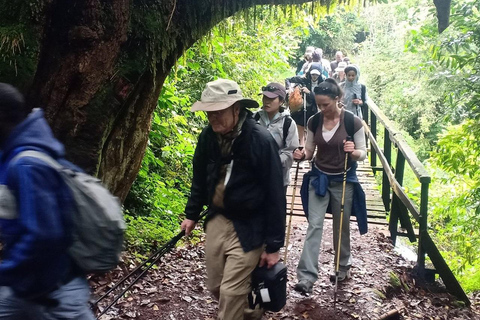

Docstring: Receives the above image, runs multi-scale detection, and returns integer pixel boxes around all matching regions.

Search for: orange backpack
[288,86,303,113]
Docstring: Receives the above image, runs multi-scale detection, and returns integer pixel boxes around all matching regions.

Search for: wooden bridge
[286,99,471,306]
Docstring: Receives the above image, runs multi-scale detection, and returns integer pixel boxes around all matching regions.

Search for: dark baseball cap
[261,82,286,100]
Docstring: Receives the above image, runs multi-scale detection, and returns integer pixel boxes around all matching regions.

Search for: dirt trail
[92,218,479,320]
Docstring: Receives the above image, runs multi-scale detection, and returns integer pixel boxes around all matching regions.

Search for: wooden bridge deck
[286,158,388,226]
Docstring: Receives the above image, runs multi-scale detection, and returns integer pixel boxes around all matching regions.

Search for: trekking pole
[303,92,307,143]
[284,148,303,262]
[95,209,208,318]
[333,137,352,310]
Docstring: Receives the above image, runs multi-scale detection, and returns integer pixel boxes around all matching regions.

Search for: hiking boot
[329,269,351,283]
[294,280,313,294]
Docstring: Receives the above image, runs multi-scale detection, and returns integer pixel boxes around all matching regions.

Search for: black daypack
[250,262,288,312]
[309,109,355,138]
[254,113,293,147]
[360,84,368,122]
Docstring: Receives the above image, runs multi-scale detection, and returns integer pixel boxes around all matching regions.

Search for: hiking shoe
[329,269,351,283]
[294,280,313,294]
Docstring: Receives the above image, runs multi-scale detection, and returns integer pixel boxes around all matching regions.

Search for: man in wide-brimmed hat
[181,79,286,320]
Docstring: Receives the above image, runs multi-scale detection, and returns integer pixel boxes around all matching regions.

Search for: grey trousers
[0,277,95,320]
[297,179,353,283]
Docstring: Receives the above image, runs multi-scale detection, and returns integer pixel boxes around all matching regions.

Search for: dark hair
[278,96,286,112]
[313,78,343,99]
[0,83,29,125]
[344,66,357,75]
[312,48,322,62]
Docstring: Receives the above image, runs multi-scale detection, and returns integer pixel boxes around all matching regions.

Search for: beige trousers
[205,214,264,320]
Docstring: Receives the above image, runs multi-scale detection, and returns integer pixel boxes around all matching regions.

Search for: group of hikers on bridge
[0,46,370,319]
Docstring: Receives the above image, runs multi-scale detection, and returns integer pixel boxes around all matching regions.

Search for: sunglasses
[262,86,279,92]
[314,86,334,95]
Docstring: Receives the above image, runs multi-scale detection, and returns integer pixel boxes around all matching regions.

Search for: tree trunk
[5,0,450,201]
[433,0,451,33]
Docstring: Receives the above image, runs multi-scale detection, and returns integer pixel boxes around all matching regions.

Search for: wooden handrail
[363,98,469,305]
[364,125,421,222]
[367,100,431,184]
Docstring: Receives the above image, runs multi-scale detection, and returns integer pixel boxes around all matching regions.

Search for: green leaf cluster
[123,5,318,255]
[352,0,479,292]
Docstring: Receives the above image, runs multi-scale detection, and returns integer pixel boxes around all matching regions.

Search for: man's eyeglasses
[205,108,231,117]
[262,86,279,92]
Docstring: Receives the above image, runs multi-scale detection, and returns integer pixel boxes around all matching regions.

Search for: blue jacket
[0,109,78,298]
[300,163,368,235]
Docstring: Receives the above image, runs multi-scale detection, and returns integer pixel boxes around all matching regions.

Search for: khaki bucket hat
[191,79,259,112]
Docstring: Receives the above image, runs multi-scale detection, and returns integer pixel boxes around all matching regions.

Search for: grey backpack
[10,151,126,273]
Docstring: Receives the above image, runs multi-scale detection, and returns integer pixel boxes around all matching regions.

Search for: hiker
[0,83,95,319]
[254,83,299,194]
[318,49,333,78]
[332,61,348,83]
[292,79,368,294]
[308,48,330,78]
[296,46,315,75]
[330,51,344,75]
[341,65,369,119]
[180,79,286,320]
[286,62,325,146]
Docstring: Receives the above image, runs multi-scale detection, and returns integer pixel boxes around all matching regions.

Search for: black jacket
[185,114,286,253]
[286,62,325,107]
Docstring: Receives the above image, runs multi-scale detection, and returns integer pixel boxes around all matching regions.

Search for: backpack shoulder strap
[344,111,355,138]
[361,84,366,103]
[11,150,62,170]
[254,112,260,121]
[282,115,292,147]
[310,112,323,137]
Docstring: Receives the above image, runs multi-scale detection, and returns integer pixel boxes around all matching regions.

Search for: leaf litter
[91,219,480,319]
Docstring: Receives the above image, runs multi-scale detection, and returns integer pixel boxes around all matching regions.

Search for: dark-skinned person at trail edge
[0,83,95,319]
[341,65,369,120]
[254,82,299,195]
[292,79,368,295]
[180,79,286,320]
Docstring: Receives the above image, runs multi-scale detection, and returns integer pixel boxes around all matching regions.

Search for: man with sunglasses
[180,79,286,320]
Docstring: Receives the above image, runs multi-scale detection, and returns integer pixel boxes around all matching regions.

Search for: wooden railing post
[382,128,391,211]
[417,181,430,274]
[370,112,377,169]
[389,150,404,245]
[364,99,469,305]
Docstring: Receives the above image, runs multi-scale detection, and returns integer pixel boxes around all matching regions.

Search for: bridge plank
[287,158,388,227]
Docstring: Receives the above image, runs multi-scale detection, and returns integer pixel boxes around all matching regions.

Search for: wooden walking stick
[333,137,352,310]
[284,147,303,262]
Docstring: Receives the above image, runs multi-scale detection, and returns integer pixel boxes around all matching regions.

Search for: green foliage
[0,0,44,88]
[356,2,446,160]
[402,0,480,291]
[355,0,479,292]
[174,7,301,101]
[124,4,309,255]
[123,79,200,253]
[298,9,367,58]
[428,121,480,289]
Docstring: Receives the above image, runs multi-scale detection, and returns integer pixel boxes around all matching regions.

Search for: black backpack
[249,262,288,312]
[360,84,368,122]
[254,113,293,147]
[309,110,355,138]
